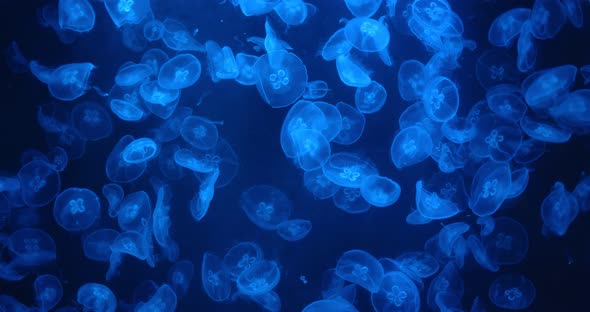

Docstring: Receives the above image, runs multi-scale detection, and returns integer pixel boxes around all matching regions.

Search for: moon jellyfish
[121,138,159,164]
[237,260,281,296]
[390,125,433,168]
[426,262,464,311]
[371,271,420,312]
[53,187,100,231]
[466,235,499,272]
[254,51,308,108]
[548,89,590,131]
[6,41,29,74]
[303,80,329,100]
[302,299,359,312]
[18,160,61,208]
[516,21,537,73]
[180,116,220,150]
[223,241,264,280]
[141,48,169,74]
[274,0,309,26]
[530,0,566,39]
[487,8,530,47]
[521,65,577,111]
[161,18,205,52]
[333,102,365,145]
[139,80,180,118]
[240,185,292,230]
[42,62,95,101]
[482,217,528,266]
[238,0,281,16]
[152,181,178,261]
[108,231,151,279]
[200,252,232,302]
[77,283,117,312]
[438,222,469,257]
[354,80,387,114]
[469,115,523,161]
[118,191,151,232]
[34,274,63,312]
[290,129,331,171]
[193,138,240,189]
[103,0,151,28]
[541,181,579,236]
[8,228,56,267]
[398,59,427,101]
[276,219,312,241]
[321,28,353,61]
[58,0,96,32]
[336,54,371,87]
[489,274,535,310]
[395,251,439,279]
[205,41,239,82]
[167,260,194,299]
[422,76,459,122]
[485,84,527,122]
[333,187,371,214]
[158,54,201,89]
[235,53,259,86]
[344,17,390,52]
[469,160,512,217]
[83,228,119,261]
[562,0,583,28]
[47,146,68,172]
[359,175,401,207]
[304,168,341,200]
[102,183,124,218]
[344,0,382,17]
[506,167,530,199]
[143,19,165,42]
[476,49,521,89]
[71,101,113,141]
[115,63,153,87]
[173,149,216,173]
[336,249,383,293]
[189,167,220,221]
[416,172,466,220]
[136,284,177,312]
[514,138,545,165]
[323,153,378,188]
[106,135,147,183]
[520,117,572,143]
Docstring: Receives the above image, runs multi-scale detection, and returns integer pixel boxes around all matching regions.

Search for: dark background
[1,0,590,311]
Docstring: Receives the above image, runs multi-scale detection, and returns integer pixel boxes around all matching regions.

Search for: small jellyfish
[205,41,239,82]
[370,271,420,312]
[158,54,202,89]
[336,249,384,293]
[488,274,535,310]
[344,17,390,52]
[487,8,530,47]
[354,80,387,114]
[238,0,281,16]
[322,152,378,188]
[398,59,427,101]
[336,54,371,87]
[139,79,180,105]
[103,0,151,28]
[333,101,366,145]
[237,260,281,296]
[58,0,96,32]
[390,125,433,168]
[254,51,308,108]
[121,137,159,164]
[83,228,119,262]
[141,48,170,74]
[469,160,512,217]
[102,183,124,218]
[117,191,152,232]
[152,181,178,261]
[516,21,537,73]
[143,19,165,42]
[514,138,545,165]
[105,135,147,183]
[573,176,590,213]
[18,160,61,208]
[47,146,69,172]
[240,185,292,230]
[53,187,100,231]
[441,117,476,144]
[201,252,232,302]
[222,241,264,280]
[180,116,220,150]
[541,182,579,236]
[303,168,341,200]
[34,274,63,312]
[71,101,113,141]
[486,84,527,122]
[189,167,220,222]
[359,175,401,207]
[167,260,194,299]
[469,115,523,161]
[276,219,312,241]
[7,228,56,267]
[422,76,459,122]
[415,172,466,220]
[274,0,309,25]
[115,63,153,87]
[235,53,259,86]
[303,80,330,100]
[77,283,117,312]
[136,284,177,312]
[482,217,529,265]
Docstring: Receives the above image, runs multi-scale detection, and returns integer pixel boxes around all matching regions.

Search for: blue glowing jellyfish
[486,84,527,122]
[18,160,61,208]
[290,128,331,171]
[426,262,464,311]
[121,137,159,164]
[136,284,177,312]
[336,250,383,293]
[53,187,100,231]
[548,89,590,131]
[222,241,264,280]
[487,8,530,47]
[323,152,378,188]
[303,80,330,100]
[520,116,572,143]
[83,228,119,262]
[359,175,401,207]
[303,168,341,200]
[333,101,366,145]
[336,54,371,87]
[118,191,151,232]
[139,80,180,119]
[354,80,387,114]
[521,65,577,111]
[141,48,170,74]
[422,76,459,122]
[40,62,95,101]
[102,183,124,218]
[47,146,68,172]
[6,41,29,74]
[530,0,566,39]
[77,283,117,312]
[482,217,529,265]
[237,259,281,296]
[103,0,151,28]
[489,274,535,310]
[235,53,259,86]
[167,260,194,299]
[254,51,308,108]
[395,251,439,280]
[180,116,220,150]
[201,252,231,302]
[115,63,153,87]
[158,54,202,89]
[469,115,523,161]
[161,18,205,52]
[105,135,147,183]
[514,138,545,165]
[344,17,390,52]
[238,0,281,16]
[152,181,178,261]
[302,299,359,312]
[205,41,239,82]
[371,271,420,312]
[541,181,579,236]
[274,0,309,26]
[34,274,63,312]
[240,185,292,230]
[476,49,521,89]
[333,187,371,214]
[469,160,512,217]
[466,234,499,272]
[507,167,530,199]
[58,0,96,32]
[7,228,56,267]
[390,125,433,168]
[398,59,427,101]
[143,19,165,42]
[438,222,469,256]
[71,101,113,141]
[321,28,353,61]
[416,172,466,220]
[189,167,220,222]
[344,0,382,17]
[276,219,312,241]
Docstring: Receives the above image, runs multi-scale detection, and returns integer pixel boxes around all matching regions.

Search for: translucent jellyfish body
[121,138,159,164]
[469,161,512,217]
[18,160,61,208]
[240,185,292,230]
[488,274,535,310]
[421,76,459,122]
[482,217,529,266]
[71,101,113,141]
[237,260,281,296]
[336,249,384,293]
[276,219,312,241]
[180,116,219,150]
[333,102,366,145]
[359,175,401,207]
[370,271,420,312]
[355,81,387,114]
[390,126,433,168]
[115,63,153,87]
[222,241,264,280]
[34,274,63,312]
[103,0,151,28]
[58,0,96,32]
[83,228,119,261]
[323,153,378,188]
[541,182,579,236]
[254,51,308,108]
[205,41,239,82]
[76,283,117,312]
[158,54,201,89]
[344,17,390,52]
[53,187,100,231]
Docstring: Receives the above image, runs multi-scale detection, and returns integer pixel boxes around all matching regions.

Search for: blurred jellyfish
[222,241,264,280]
[189,167,220,221]
[53,187,100,231]
[303,80,329,100]
[333,101,365,145]
[117,191,152,232]
[333,187,371,214]
[238,0,281,16]
[240,185,292,230]
[115,63,153,87]
[370,271,420,312]
[487,8,530,47]
[323,153,378,188]
[18,160,61,208]
[530,0,566,39]
[32,61,95,101]
[426,262,464,311]
[276,219,312,241]
[34,274,63,312]
[489,274,535,310]
[121,138,159,164]
[103,0,151,28]
[520,117,572,143]
[141,48,170,74]
[205,41,239,82]
[482,217,529,265]
[161,18,205,52]
[344,0,382,17]
[303,168,341,200]
[395,251,439,279]
[77,283,117,312]
[321,28,353,61]
[139,80,180,119]
[136,284,177,312]
[398,59,427,101]
[359,175,401,207]
[152,181,179,261]
[237,259,281,296]
[71,101,113,141]
[8,228,56,267]
[201,252,232,302]
[541,181,579,236]
[167,260,194,299]
[521,65,577,111]
[302,299,359,312]
[180,116,220,150]
[290,128,331,171]
[235,53,259,86]
[476,49,521,89]
[143,19,165,42]
[58,0,96,32]
[336,249,383,293]
[83,228,119,262]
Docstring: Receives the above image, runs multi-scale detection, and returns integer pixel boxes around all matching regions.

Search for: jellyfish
[530,0,566,39]
[34,274,63,312]
[76,283,117,312]
[359,175,401,208]
[205,41,239,82]
[136,284,177,312]
[105,135,147,183]
[548,89,590,131]
[333,101,366,145]
[321,28,353,61]
[520,116,572,143]
[192,138,240,189]
[117,191,152,232]
[152,181,178,262]
[541,181,579,236]
[189,167,220,222]
[53,187,100,231]
[469,115,523,161]
[115,63,153,87]
[309,101,343,141]
[516,21,537,73]
[280,101,330,156]
[103,0,151,28]
[200,252,232,302]
[507,167,530,199]
[487,8,530,47]
[370,271,420,312]
[107,231,151,279]
[322,152,378,188]
[415,172,466,220]
[485,84,527,122]
[83,228,119,262]
[17,160,61,208]
[289,128,331,171]
[466,234,499,272]
[476,49,521,89]
[58,0,96,32]
[34,62,95,101]
[139,80,180,119]
[121,138,159,164]
[573,176,590,213]
[394,251,439,279]
[390,125,433,168]
[167,260,194,299]
[276,219,312,241]
[238,0,281,16]
[333,187,371,214]
[438,222,469,257]
[158,54,202,89]
[344,17,390,52]
[173,148,215,173]
[303,168,341,200]
[254,51,308,108]
[71,101,113,141]
[237,259,281,296]
[143,19,165,42]
[441,117,476,144]
[36,101,71,134]
[161,18,205,52]
[303,80,330,100]
[398,59,427,101]
[109,96,146,122]
[482,217,529,265]
[422,76,459,122]
[240,185,292,230]
[406,209,432,225]
[354,80,387,114]
[222,241,264,280]
[336,250,383,293]
[488,274,536,310]
[335,54,371,87]
[157,145,185,181]
[47,146,68,172]
[141,48,170,74]
[235,53,259,86]
[180,116,220,150]
[521,65,577,111]
[6,41,29,74]
[469,160,512,217]
[344,0,382,17]
[514,138,545,165]
[7,228,56,267]
[102,183,124,218]
[426,262,464,311]
[302,299,359,312]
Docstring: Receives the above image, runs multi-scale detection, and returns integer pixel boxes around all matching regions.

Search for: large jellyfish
[336,54,371,87]
[117,191,152,232]
[7,228,56,268]
[482,217,529,265]
[487,8,530,47]
[121,138,159,164]
[34,62,95,101]
[115,63,153,87]
[105,135,147,183]
[180,116,220,150]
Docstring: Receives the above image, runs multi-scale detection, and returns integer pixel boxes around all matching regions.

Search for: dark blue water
[1,0,590,311]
